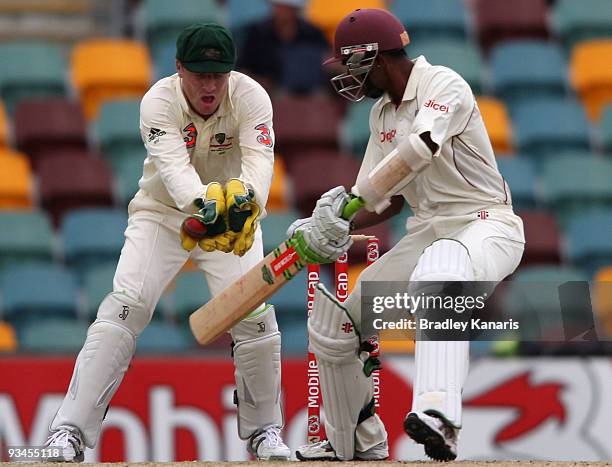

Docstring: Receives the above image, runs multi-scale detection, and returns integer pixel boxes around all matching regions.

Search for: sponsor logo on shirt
[380,128,397,143]
[423,99,450,112]
[183,123,197,149]
[255,123,273,148]
[147,127,166,144]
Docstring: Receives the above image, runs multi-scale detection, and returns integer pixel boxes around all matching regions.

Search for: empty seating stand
[0,150,33,208]
[570,40,612,121]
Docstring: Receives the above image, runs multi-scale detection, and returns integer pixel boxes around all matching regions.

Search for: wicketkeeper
[43,23,290,461]
[290,9,525,462]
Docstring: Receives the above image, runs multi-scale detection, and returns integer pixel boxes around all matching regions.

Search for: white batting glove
[312,186,353,242]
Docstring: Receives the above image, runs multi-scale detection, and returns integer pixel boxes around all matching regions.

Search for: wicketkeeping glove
[180,182,230,252]
[225,179,261,256]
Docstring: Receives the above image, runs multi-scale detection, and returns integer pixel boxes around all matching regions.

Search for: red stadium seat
[475,0,549,53]
[517,210,561,265]
[38,153,114,226]
[14,98,88,168]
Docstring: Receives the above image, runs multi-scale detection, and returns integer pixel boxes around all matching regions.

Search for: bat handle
[341,196,365,220]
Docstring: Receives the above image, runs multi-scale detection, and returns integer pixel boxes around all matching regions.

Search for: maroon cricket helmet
[324,8,410,65]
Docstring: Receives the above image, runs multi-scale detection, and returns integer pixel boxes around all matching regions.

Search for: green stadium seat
[410,40,484,94]
[0,42,67,113]
[496,158,537,209]
[601,104,612,155]
[61,208,128,276]
[94,98,143,170]
[0,211,54,272]
[114,152,145,205]
[83,263,116,319]
[136,321,193,353]
[341,100,374,156]
[1,264,79,325]
[391,0,468,43]
[20,319,88,353]
[553,0,612,51]
[170,270,211,322]
[260,210,301,254]
[144,0,223,62]
[541,154,612,228]
[567,210,612,277]
[278,321,307,356]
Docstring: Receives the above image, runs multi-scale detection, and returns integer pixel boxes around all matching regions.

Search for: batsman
[292,9,525,462]
[43,23,291,461]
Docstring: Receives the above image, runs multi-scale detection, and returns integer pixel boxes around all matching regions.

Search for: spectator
[237,0,329,94]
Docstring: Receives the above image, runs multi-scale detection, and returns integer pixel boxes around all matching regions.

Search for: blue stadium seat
[0,211,54,272]
[491,40,567,106]
[153,42,178,80]
[341,100,374,156]
[228,0,270,33]
[260,210,301,254]
[1,264,79,325]
[115,152,145,205]
[94,98,142,170]
[601,104,612,155]
[61,208,128,275]
[567,210,612,277]
[83,263,116,319]
[136,321,192,353]
[541,154,612,228]
[391,0,468,42]
[144,0,223,62]
[0,42,67,113]
[512,98,591,162]
[496,158,537,209]
[279,321,308,356]
[20,319,88,353]
[410,40,484,93]
[553,0,612,51]
[170,271,211,322]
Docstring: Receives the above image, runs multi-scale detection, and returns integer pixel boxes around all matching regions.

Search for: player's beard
[363,78,384,99]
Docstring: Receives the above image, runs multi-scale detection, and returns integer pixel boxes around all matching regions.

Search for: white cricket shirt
[357,56,511,219]
[136,71,274,214]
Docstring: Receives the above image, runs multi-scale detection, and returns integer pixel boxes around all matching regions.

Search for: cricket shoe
[43,425,85,462]
[248,426,291,460]
[295,438,389,461]
[403,410,459,461]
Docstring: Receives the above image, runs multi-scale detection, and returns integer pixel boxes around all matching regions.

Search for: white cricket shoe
[403,411,458,461]
[295,438,389,461]
[248,426,291,461]
[43,425,85,462]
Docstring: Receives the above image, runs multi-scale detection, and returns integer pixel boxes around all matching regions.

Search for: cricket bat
[190,151,412,344]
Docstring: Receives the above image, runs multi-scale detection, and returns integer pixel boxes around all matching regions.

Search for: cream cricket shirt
[357,56,511,219]
[136,71,274,214]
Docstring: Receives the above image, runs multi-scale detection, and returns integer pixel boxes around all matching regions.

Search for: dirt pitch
[2,462,611,467]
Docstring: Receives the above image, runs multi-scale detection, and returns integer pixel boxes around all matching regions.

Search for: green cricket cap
[176,23,236,73]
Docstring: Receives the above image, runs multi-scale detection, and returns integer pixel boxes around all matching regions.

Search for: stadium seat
[272,271,310,328]
[390,0,468,43]
[144,0,222,62]
[347,263,366,295]
[14,98,88,167]
[114,152,145,205]
[517,210,561,265]
[152,42,179,81]
[267,156,290,212]
[281,44,327,94]
[0,321,17,352]
[83,262,116,319]
[602,105,612,155]
[61,208,127,275]
[272,95,340,166]
[306,0,386,44]
[0,100,8,147]
[0,42,66,113]
[570,40,612,121]
[1,264,79,325]
[0,210,54,271]
[0,151,33,208]
[38,153,114,226]
[567,210,612,277]
[170,270,211,322]
[19,319,88,353]
[278,321,307,356]
[71,39,152,119]
[503,266,591,341]
[512,98,591,163]
[260,209,301,254]
[496,158,537,209]
[490,40,567,106]
[553,0,612,51]
[137,321,192,353]
[227,0,269,33]
[592,266,612,338]
[341,99,374,156]
[476,97,513,154]
[94,98,142,170]
[410,40,484,94]
[541,154,612,228]
[474,0,549,53]
[291,152,360,216]
[349,222,390,265]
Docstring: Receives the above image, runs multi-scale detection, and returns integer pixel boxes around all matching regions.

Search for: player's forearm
[351,195,404,230]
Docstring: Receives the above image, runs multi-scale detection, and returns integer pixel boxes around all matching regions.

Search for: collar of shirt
[174,72,236,121]
[379,55,430,108]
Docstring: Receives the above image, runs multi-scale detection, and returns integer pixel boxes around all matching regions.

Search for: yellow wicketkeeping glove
[225,179,261,256]
[180,182,228,252]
